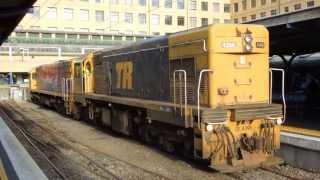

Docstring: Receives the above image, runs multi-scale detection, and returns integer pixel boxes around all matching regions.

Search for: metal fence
[0,85,28,101]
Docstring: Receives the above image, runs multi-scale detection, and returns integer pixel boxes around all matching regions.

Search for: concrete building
[231,0,319,23]
[18,0,231,35]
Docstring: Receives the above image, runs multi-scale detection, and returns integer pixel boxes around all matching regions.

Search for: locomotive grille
[232,104,283,121]
[170,58,196,105]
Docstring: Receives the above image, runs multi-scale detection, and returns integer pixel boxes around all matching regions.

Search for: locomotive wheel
[72,105,81,121]
[158,135,175,153]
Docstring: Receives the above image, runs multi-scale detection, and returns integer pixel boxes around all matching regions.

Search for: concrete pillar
[9,72,13,85]
[58,47,62,58]
[8,46,13,62]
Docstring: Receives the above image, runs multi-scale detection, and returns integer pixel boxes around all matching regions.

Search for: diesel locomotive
[29,24,284,172]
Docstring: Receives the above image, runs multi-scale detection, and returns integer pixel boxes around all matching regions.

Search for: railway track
[0,105,68,179]
[258,167,302,180]
[1,100,319,180]
[224,165,311,180]
[0,101,169,180]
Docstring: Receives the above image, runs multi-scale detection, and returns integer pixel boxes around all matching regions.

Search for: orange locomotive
[30,24,284,172]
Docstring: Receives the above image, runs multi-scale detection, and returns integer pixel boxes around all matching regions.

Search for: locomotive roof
[97,35,168,57]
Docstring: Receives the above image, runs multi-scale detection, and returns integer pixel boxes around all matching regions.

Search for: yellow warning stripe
[281,126,320,138]
[0,158,8,180]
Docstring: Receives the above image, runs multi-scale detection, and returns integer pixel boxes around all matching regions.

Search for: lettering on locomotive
[116,61,133,90]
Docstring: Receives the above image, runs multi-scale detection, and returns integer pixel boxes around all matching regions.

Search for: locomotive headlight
[276,118,283,125]
[244,34,253,43]
[245,44,253,51]
[206,124,214,132]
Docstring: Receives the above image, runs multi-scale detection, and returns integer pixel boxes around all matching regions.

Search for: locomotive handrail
[197,69,213,128]
[62,78,66,101]
[173,70,187,119]
[269,68,286,123]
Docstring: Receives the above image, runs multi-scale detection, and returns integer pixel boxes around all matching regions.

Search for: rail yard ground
[0,100,319,180]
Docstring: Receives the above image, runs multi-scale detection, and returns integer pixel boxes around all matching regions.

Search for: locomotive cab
[169,24,283,171]
[29,68,37,91]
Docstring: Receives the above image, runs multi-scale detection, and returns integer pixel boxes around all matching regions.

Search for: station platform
[0,116,47,180]
[278,125,320,172]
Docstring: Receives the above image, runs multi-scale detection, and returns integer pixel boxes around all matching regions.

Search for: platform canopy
[248,7,320,56]
[0,0,36,45]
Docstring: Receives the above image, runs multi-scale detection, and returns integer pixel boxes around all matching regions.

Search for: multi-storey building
[231,0,319,23]
[18,0,231,35]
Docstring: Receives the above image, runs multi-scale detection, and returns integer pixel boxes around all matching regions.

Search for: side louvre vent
[170,58,196,104]
[201,108,227,123]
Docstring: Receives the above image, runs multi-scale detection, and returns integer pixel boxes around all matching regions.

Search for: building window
[251,14,256,20]
[251,0,256,8]
[139,0,146,6]
[270,9,277,15]
[224,4,230,13]
[213,2,220,12]
[30,26,40,30]
[96,29,105,33]
[124,13,133,24]
[151,14,160,25]
[110,12,119,24]
[177,16,185,26]
[95,10,104,22]
[224,19,231,24]
[284,7,289,12]
[234,18,238,23]
[261,0,266,5]
[242,16,247,22]
[47,27,57,31]
[242,0,247,10]
[189,17,197,27]
[80,28,89,32]
[307,1,315,7]
[177,0,185,9]
[29,6,40,18]
[294,4,302,10]
[125,0,133,5]
[190,0,197,10]
[63,8,73,20]
[201,18,208,26]
[138,13,146,24]
[96,0,103,3]
[234,3,238,12]
[152,0,159,7]
[201,2,208,11]
[152,32,160,36]
[212,18,219,24]
[64,27,74,31]
[260,11,266,18]
[271,0,276,3]
[165,0,172,8]
[79,9,89,21]
[165,15,172,25]
[110,0,119,4]
[47,7,57,19]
